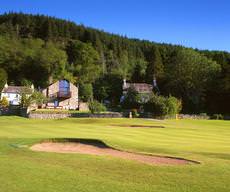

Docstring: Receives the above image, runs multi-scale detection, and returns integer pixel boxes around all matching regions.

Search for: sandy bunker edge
[30,139,199,166]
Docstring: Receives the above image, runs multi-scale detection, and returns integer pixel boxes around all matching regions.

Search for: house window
[59,80,70,95]
[54,100,59,107]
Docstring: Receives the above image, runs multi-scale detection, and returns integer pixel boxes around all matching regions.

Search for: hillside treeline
[0,13,229,114]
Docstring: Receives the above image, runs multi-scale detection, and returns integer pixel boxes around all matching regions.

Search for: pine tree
[146,46,164,83]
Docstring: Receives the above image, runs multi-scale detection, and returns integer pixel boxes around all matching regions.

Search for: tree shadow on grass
[44,138,110,149]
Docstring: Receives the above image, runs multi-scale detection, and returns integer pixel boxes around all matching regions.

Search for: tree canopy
[0,12,229,114]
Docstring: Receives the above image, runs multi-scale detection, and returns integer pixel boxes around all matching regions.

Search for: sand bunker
[31,139,196,166]
[110,124,165,128]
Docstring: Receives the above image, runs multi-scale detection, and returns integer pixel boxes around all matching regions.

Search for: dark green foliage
[0,37,68,87]
[0,68,7,90]
[66,40,101,84]
[166,96,182,116]
[88,100,106,114]
[131,109,139,118]
[93,74,123,105]
[165,48,220,113]
[144,94,181,116]
[146,46,164,82]
[0,13,229,114]
[79,83,93,102]
[144,94,168,116]
[121,87,140,109]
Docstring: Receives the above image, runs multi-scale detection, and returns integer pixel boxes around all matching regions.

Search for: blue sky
[0,0,229,51]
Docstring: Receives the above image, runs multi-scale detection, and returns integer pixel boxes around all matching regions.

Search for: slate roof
[123,83,153,93]
[1,86,33,94]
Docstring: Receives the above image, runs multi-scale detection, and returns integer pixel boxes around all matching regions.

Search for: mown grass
[0,116,229,192]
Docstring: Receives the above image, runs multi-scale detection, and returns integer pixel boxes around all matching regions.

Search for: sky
[0,0,229,52]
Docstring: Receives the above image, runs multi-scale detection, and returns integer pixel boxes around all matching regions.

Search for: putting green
[0,116,229,192]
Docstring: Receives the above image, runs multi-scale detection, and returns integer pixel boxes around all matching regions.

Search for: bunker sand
[31,141,197,166]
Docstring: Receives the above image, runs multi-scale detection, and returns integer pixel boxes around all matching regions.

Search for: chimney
[153,76,157,87]
[152,75,160,94]
[31,84,34,92]
[4,82,8,88]
[123,79,127,88]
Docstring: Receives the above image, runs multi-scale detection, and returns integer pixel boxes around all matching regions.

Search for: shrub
[88,100,106,114]
[121,87,140,109]
[144,94,168,116]
[30,91,47,106]
[166,96,182,116]
[20,93,33,108]
[0,97,9,108]
[144,94,182,117]
[79,83,93,102]
[131,109,139,118]
[211,114,223,120]
[20,91,47,108]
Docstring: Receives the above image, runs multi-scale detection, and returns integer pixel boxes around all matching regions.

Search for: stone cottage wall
[42,81,79,109]
[59,82,78,110]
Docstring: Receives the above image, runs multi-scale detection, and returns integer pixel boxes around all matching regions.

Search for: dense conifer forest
[0,13,229,114]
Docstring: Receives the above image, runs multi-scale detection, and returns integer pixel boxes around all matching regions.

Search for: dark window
[59,80,70,94]
[54,100,59,107]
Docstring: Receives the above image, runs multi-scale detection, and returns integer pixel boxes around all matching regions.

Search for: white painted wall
[1,93,21,105]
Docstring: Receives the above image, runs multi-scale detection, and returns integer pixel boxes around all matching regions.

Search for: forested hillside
[0,13,229,114]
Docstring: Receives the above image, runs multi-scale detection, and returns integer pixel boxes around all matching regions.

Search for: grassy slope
[0,116,229,192]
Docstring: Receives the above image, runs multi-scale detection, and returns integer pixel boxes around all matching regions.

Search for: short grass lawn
[0,116,229,192]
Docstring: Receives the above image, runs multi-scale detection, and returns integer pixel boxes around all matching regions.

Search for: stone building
[42,79,79,110]
[122,79,153,94]
[121,79,154,103]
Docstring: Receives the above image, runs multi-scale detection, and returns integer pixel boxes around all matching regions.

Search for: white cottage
[0,83,34,105]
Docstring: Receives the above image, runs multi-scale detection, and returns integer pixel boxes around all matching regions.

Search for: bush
[20,91,47,108]
[144,94,168,116]
[30,91,47,106]
[211,114,223,120]
[79,83,93,102]
[144,94,182,117]
[20,93,33,108]
[166,96,182,116]
[121,87,140,109]
[131,109,139,118]
[88,100,106,114]
[0,97,9,108]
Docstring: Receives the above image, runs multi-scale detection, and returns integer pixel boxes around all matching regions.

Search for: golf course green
[0,116,229,192]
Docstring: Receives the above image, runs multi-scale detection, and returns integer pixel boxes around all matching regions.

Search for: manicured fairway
[0,116,229,192]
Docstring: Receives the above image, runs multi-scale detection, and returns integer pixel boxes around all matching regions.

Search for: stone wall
[79,102,89,111]
[59,82,78,110]
[28,112,71,119]
[28,112,122,119]
[0,105,21,115]
[178,114,210,120]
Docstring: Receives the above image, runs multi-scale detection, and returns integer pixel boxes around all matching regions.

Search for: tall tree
[146,46,164,83]
[66,40,101,84]
[0,68,7,90]
[165,48,221,112]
